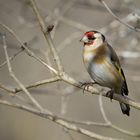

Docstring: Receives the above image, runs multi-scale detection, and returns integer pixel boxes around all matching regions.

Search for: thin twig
[111,124,140,137]
[60,89,72,139]
[14,76,60,93]
[41,49,55,75]
[98,0,140,32]
[0,22,58,75]
[0,48,24,68]
[99,94,110,124]
[62,128,75,140]
[0,99,122,140]
[62,119,109,127]
[60,16,91,31]
[29,0,64,73]
[99,94,140,137]
[51,0,76,39]
[24,46,58,75]
[0,82,15,93]
[2,35,43,111]
[57,32,81,52]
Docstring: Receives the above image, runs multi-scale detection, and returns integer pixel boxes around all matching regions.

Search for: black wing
[107,43,128,96]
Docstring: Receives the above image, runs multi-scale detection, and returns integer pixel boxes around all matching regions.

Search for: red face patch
[85,32,94,38]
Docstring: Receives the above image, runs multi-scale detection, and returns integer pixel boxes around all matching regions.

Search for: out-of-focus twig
[24,45,58,74]
[119,51,140,58]
[60,16,91,31]
[98,0,140,32]
[0,82,15,93]
[2,35,43,111]
[0,99,122,140]
[57,32,81,52]
[29,0,64,73]
[99,94,110,124]
[51,0,76,39]
[59,87,73,140]
[0,22,58,75]
[99,94,140,137]
[0,48,24,68]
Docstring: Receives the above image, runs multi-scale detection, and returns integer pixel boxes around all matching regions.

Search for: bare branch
[24,46,58,75]
[61,118,109,127]
[15,76,60,93]
[29,0,64,73]
[0,22,58,75]
[58,32,81,52]
[61,73,140,110]
[111,124,140,137]
[99,94,140,137]
[98,0,140,32]
[0,48,24,68]
[0,99,122,140]
[2,35,43,111]
[99,94,110,124]
[60,16,91,31]
[62,94,140,137]
[0,82,15,93]
[50,0,76,39]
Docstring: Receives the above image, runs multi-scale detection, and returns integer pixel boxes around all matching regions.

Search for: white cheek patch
[94,33,102,38]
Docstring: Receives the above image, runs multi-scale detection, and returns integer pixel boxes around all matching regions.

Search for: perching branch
[61,73,140,110]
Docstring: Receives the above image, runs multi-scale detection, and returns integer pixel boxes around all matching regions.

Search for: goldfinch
[80,30,130,116]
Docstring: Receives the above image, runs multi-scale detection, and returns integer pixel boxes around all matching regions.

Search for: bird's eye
[88,37,95,40]
[91,37,95,40]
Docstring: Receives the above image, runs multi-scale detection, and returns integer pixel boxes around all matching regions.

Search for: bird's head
[80,31,105,48]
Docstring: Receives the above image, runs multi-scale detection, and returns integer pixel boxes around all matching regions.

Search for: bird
[80,30,130,116]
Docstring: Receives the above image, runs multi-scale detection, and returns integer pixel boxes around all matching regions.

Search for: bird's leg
[106,89,115,101]
[80,81,96,93]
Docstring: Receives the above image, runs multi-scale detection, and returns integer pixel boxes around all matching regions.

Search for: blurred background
[0,0,140,140]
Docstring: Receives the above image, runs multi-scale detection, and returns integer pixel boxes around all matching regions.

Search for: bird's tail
[119,102,130,116]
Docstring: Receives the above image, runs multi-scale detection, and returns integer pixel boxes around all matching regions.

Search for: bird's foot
[80,81,96,93]
[106,89,114,101]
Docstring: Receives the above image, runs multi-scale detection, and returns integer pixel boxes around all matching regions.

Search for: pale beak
[80,36,89,43]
